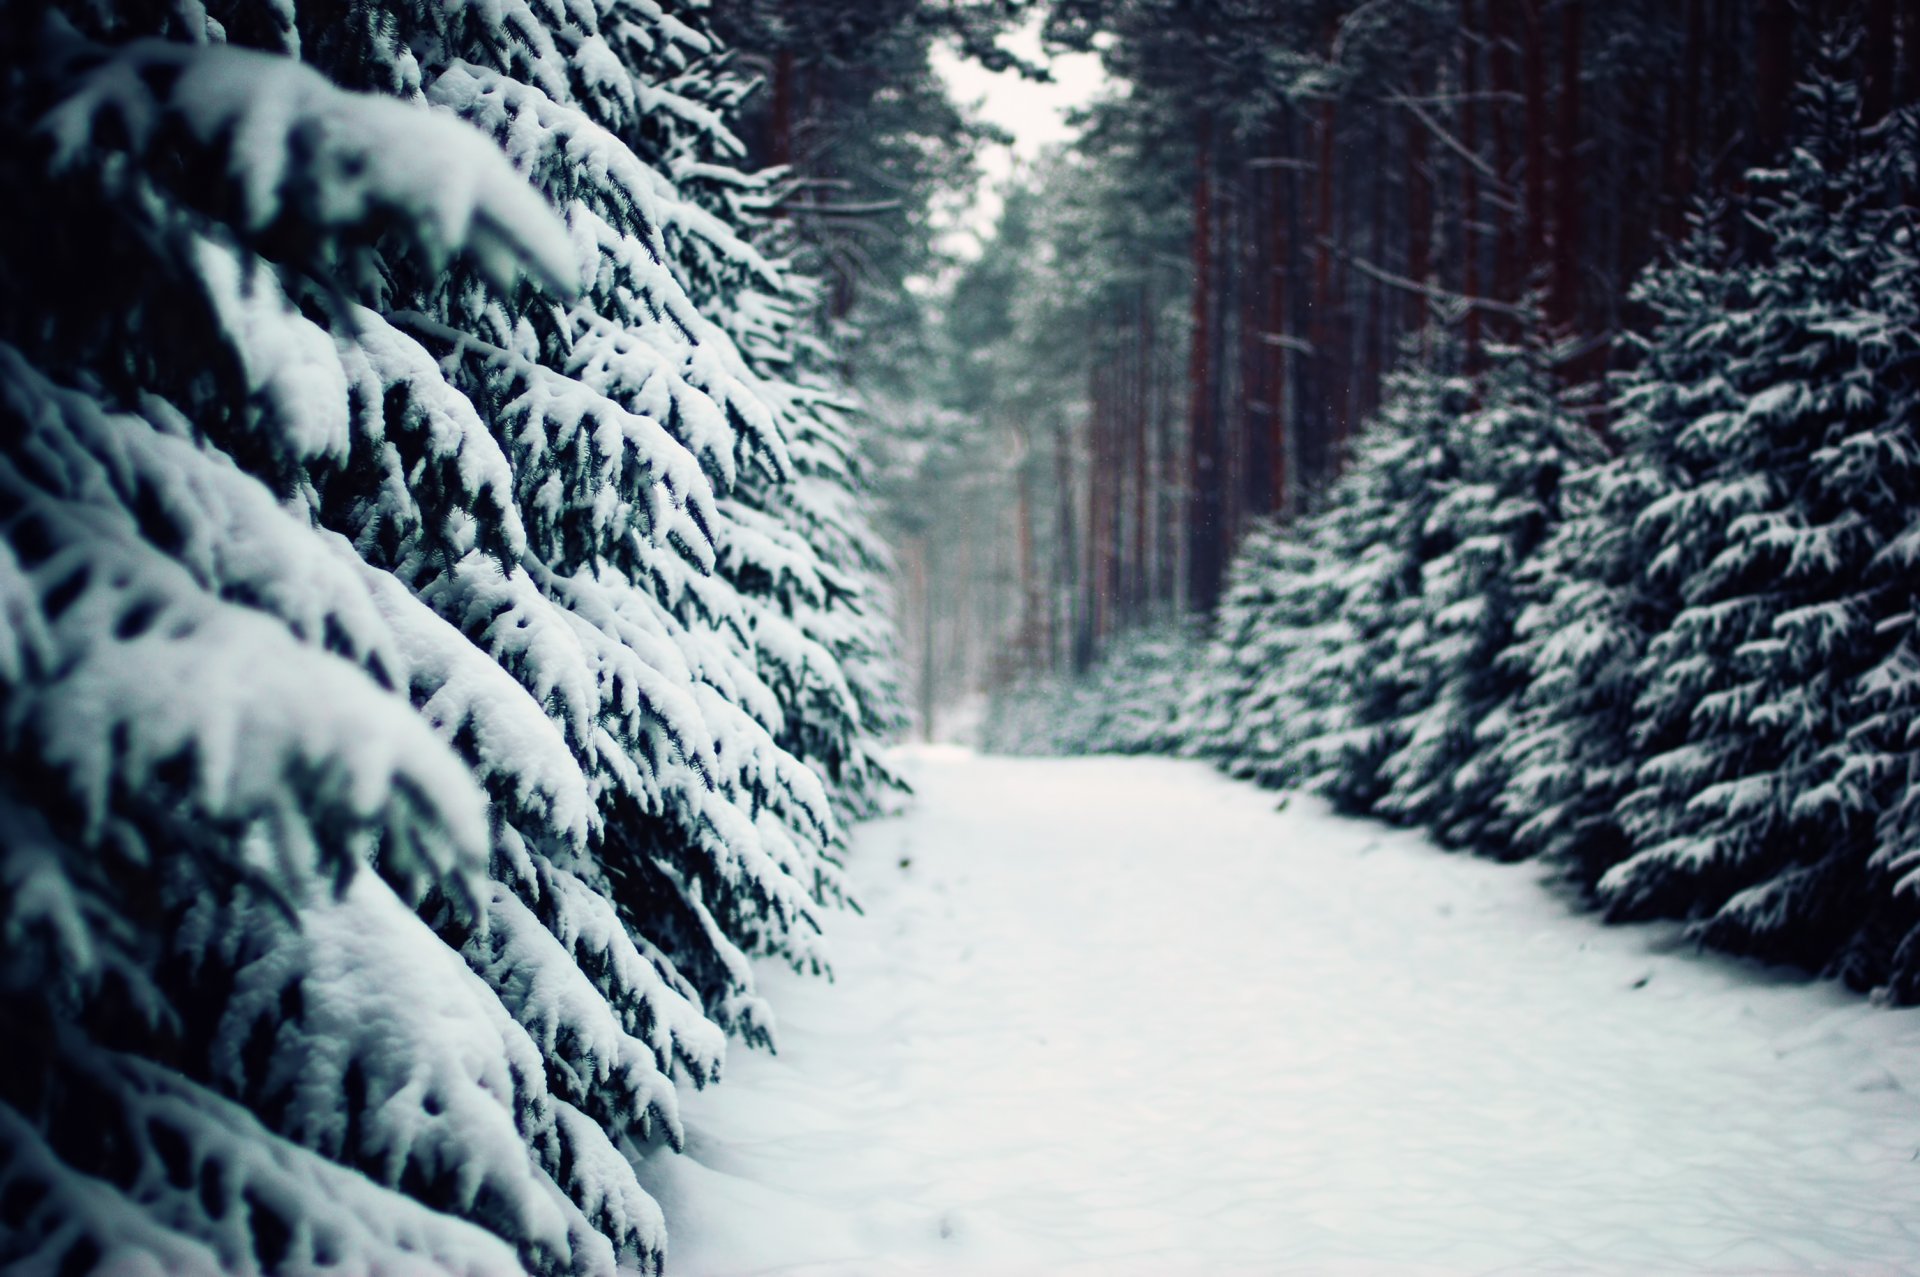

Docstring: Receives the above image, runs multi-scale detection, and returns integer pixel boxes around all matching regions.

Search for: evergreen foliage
[1182,360,1463,801]
[1490,211,1731,884]
[1370,327,1597,850]
[1593,43,1920,982]
[1188,327,1563,830]
[1184,35,1920,1000]
[984,622,1202,757]
[0,0,902,1270]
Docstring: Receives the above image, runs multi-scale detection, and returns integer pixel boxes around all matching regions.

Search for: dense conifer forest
[0,0,955,1268]
[972,3,1920,1004]
[8,0,1920,1270]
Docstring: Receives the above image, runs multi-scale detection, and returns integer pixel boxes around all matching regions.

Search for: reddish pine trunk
[1016,450,1040,675]
[1314,99,1337,346]
[1363,126,1388,423]
[1132,290,1151,618]
[1055,424,1082,673]
[909,536,934,740]
[1265,150,1290,517]
[1112,353,1125,627]
[1157,305,1179,610]
[1754,0,1792,164]
[1461,0,1484,362]
[1089,355,1116,647]
[1552,0,1584,335]
[1310,48,1348,477]
[1406,71,1433,333]
[1522,0,1550,294]
[1188,114,1223,614]
[1324,128,1351,466]
[1242,165,1275,523]
[1085,358,1103,654]
[1487,0,1520,317]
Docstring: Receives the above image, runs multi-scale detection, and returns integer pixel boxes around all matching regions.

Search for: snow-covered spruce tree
[1185,519,1333,783]
[1852,108,1920,997]
[1597,41,1920,981]
[717,386,912,826]
[1194,320,1590,845]
[707,220,913,831]
[1187,486,1393,796]
[1370,318,1596,851]
[404,5,856,1014]
[1188,332,1475,800]
[0,1,893,1271]
[602,37,910,826]
[986,620,1201,756]
[1494,202,1737,883]
[1294,334,1478,813]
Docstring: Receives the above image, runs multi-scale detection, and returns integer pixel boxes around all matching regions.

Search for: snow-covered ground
[644,750,1920,1276]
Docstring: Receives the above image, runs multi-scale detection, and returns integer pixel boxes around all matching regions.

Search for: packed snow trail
[644,751,1920,1275]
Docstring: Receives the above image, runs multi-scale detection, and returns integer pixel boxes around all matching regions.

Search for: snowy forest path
[648,752,1920,1276]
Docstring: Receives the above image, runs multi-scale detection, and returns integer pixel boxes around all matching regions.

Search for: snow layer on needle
[193,238,352,463]
[352,552,593,852]
[563,216,767,486]
[344,308,529,561]
[471,883,683,1148]
[532,860,728,1083]
[194,875,580,1260]
[431,60,777,291]
[406,315,718,554]
[0,465,487,890]
[4,345,396,676]
[0,1052,528,1277]
[41,31,576,294]
[429,60,786,483]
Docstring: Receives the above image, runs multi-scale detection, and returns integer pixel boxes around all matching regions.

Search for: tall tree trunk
[1320,82,1351,466]
[1310,55,1344,481]
[952,536,972,704]
[1188,113,1224,614]
[1266,137,1292,517]
[1088,353,1113,649]
[1110,351,1122,635]
[1242,163,1275,524]
[1363,120,1389,423]
[1461,0,1485,361]
[1133,287,1152,618]
[910,535,935,741]
[1016,439,1040,677]
[1159,303,1175,614]
[1487,0,1520,318]
[1055,423,1082,674]
[1090,353,1105,652]
[1406,69,1433,333]
[1220,178,1243,548]
[1522,0,1551,296]
[1754,0,1792,165]
[1552,0,1584,337]
[1866,0,1897,123]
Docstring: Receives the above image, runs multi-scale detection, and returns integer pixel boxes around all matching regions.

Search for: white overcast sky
[927,19,1109,257]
